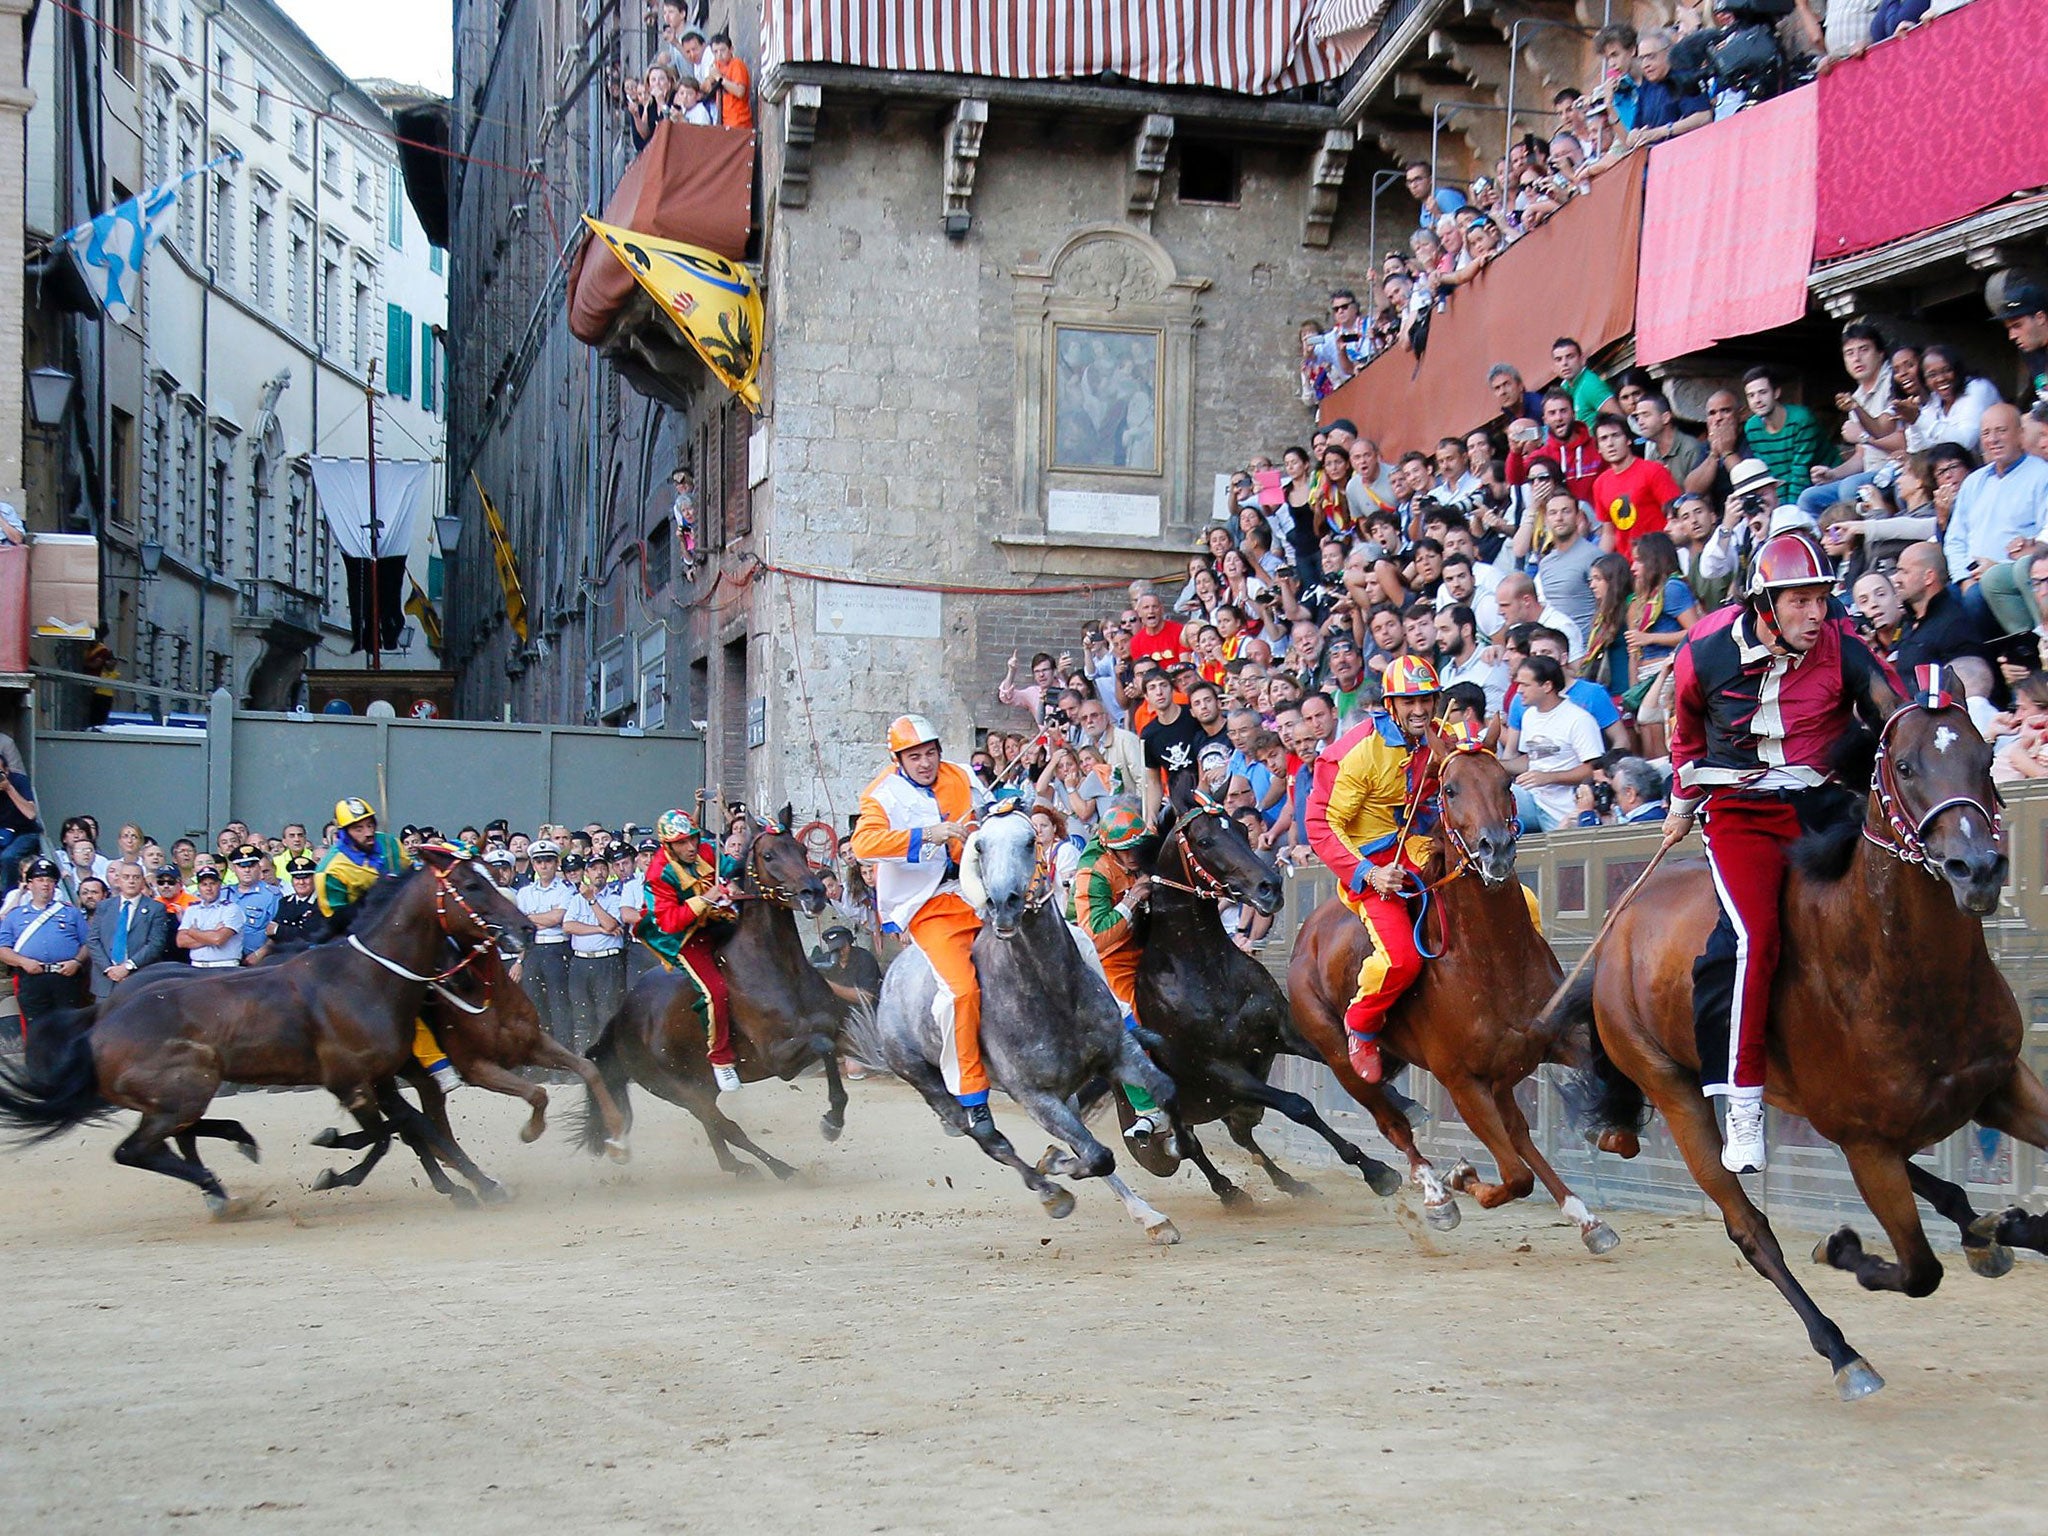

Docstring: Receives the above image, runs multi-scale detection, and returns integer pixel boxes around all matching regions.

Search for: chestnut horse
[0,848,530,1216]
[1288,726,1618,1253]
[1568,695,2048,1400]
[577,810,850,1178]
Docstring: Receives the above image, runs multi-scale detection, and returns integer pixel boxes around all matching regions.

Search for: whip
[1533,837,1680,1026]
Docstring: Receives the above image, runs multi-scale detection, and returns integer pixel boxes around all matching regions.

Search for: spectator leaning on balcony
[1312,290,1372,388]
[1945,404,2048,584]
[1742,366,1828,491]
[1624,30,1712,149]
[1403,160,1466,226]
[1998,282,2048,410]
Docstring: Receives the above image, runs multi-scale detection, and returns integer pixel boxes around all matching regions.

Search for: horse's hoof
[1287,1181,1324,1202]
[1813,1226,1860,1267]
[1145,1218,1182,1246]
[1363,1162,1404,1198]
[1964,1239,2015,1279]
[769,1163,798,1183]
[448,1188,480,1209]
[477,1181,513,1205]
[518,1119,545,1144]
[310,1168,340,1192]
[309,1128,343,1149]
[1035,1145,1062,1177]
[1446,1159,1480,1192]
[1218,1184,1255,1211]
[729,1164,761,1181]
[1423,1198,1461,1232]
[603,1138,631,1164]
[820,1115,844,1143]
[1595,1129,1641,1159]
[1834,1357,1885,1401]
[204,1192,262,1221]
[1040,1184,1076,1220]
[237,1140,262,1164]
[1581,1220,1621,1256]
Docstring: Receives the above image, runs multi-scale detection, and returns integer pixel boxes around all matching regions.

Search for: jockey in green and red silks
[636,808,741,1092]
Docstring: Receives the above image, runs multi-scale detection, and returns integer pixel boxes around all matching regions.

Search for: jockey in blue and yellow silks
[315,795,460,1092]
[636,807,742,1093]
[1304,657,1447,1086]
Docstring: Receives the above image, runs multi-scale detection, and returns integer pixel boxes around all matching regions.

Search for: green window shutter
[427,551,444,602]
[400,309,413,400]
[419,321,435,411]
[385,302,402,394]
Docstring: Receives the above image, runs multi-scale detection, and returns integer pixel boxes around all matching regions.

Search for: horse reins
[1862,703,2004,876]
[346,863,505,991]
[1147,804,1242,904]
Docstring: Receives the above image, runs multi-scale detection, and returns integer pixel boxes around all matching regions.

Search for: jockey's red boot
[1345,1028,1383,1084]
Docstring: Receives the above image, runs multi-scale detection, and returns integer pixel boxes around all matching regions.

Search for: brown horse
[1288,725,1619,1253]
[0,848,530,1216]
[305,933,632,1197]
[1567,695,2048,1399]
[578,809,849,1178]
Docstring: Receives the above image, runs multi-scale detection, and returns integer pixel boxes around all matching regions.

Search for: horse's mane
[321,868,417,938]
[1787,721,1879,884]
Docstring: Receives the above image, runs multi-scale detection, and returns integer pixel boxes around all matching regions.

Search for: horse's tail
[1552,961,1651,1142]
[573,1004,633,1157]
[838,994,891,1079]
[0,1008,113,1145]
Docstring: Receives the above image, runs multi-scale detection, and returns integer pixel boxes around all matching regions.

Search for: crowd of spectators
[986,283,2048,916]
[615,1,755,155]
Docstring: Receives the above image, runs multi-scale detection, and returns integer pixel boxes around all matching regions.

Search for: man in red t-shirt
[1589,415,1681,560]
[1126,589,1186,669]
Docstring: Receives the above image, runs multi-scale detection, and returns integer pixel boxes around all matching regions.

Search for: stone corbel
[1127,114,1174,229]
[1303,128,1353,248]
[1820,289,1869,320]
[778,83,822,208]
[942,97,989,238]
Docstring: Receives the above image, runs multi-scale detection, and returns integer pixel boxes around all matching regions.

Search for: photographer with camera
[1697,458,1787,596]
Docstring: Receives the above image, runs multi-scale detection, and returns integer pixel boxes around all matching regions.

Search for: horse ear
[779,802,794,832]
[1422,719,1453,763]
[1165,771,1195,819]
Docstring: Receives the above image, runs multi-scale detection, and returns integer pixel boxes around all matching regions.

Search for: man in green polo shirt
[1552,336,1616,425]
[1741,364,1826,490]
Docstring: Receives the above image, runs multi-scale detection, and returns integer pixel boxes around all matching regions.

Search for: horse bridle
[346,862,507,989]
[1862,703,2004,876]
[1148,801,1247,905]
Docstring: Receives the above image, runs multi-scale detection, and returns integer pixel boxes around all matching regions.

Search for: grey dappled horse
[850,806,1183,1244]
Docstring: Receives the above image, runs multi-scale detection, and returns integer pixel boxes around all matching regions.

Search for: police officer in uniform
[515,838,574,1043]
[271,856,329,948]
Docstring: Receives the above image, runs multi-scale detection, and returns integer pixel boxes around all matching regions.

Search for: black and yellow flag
[584,215,763,408]
[471,471,528,644]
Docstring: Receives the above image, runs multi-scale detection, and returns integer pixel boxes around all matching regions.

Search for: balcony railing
[235,577,321,635]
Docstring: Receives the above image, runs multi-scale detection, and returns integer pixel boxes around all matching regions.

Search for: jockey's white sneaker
[1721,1096,1767,1174]
[429,1059,464,1094]
[713,1063,742,1093]
[1126,1110,1168,1144]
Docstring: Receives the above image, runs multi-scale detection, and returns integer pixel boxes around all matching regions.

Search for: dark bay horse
[0,848,530,1216]
[578,809,851,1179]
[1288,725,1618,1253]
[849,804,1182,1242]
[1569,696,2048,1400]
[1116,795,1405,1206]
[304,934,632,1199]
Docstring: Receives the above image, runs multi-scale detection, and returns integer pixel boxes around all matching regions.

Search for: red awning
[1635,86,1816,368]
[1815,0,2048,263]
[1318,153,1645,448]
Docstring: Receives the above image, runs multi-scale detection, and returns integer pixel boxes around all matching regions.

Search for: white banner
[309,458,433,560]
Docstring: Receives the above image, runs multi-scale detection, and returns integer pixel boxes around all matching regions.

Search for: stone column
[0,0,36,518]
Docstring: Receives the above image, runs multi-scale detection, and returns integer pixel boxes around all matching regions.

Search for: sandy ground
[0,1074,2039,1535]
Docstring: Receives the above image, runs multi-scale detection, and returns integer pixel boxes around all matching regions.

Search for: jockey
[850,714,994,1133]
[1665,528,1902,1174]
[315,796,462,1095]
[1071,801,1170,1146]
[1303,655,1446,1085]
[635,807,743,1093]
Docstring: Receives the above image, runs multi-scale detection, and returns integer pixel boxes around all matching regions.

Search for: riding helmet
[1380,655,1442,698]
[1099,804,1147,849]
[886,714,942,756]
[333,796,377,829]
[655,808,700,844]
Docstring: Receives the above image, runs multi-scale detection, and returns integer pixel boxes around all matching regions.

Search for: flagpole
[366,360,382,672]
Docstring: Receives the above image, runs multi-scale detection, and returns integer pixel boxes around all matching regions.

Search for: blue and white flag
[54,149,241,322]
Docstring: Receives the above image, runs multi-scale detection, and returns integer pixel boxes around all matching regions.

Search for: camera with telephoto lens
[1735,492,1766,518]
[1590,781,1616,816]
[1425,485,1489,518]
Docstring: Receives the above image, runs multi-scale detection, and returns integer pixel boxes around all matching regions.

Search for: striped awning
[760,1,1352,96]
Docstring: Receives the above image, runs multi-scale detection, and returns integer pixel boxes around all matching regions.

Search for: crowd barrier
[1257,782,2048,1237]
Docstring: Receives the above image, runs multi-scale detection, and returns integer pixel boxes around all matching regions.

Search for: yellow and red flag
[583,215,763,408]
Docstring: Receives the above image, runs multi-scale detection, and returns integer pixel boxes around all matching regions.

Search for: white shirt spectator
[1438,649,1510,717]
[179,896,244,965]
[1905,378,2002,455]
[1518,694,1605,829]
[1944,455,2048,581]
[517,876,573,942]
[1847,365,1894,475]
[564,890,623,956]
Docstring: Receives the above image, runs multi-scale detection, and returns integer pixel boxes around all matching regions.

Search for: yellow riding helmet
[1380,655,1442,699]
[887,714,942,756]
[334,796,377,829]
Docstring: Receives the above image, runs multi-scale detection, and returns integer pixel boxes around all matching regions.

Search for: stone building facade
[443,4,1387,822]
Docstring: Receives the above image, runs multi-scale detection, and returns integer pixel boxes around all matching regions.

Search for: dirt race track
[0,1076,2039,1534]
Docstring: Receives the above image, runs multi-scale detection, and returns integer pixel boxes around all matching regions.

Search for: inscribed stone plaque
[1051,325,1160,472]
[1046,489,1161,539]
[815,581,943,639]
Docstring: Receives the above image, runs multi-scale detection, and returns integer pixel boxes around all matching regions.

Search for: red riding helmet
[1749,529,1831,603]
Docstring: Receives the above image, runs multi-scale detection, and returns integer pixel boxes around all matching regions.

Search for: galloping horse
[1117,794,1405,1206]
[578,809,851,1179]
[1289,724,1618,1252]
[850,804,1182,1242]
[0,848,530,1216]
[1569,693,2048,1399]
